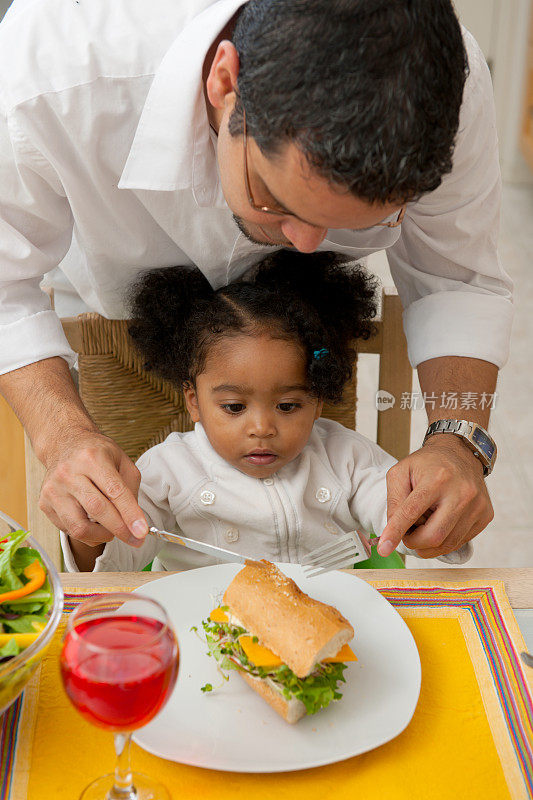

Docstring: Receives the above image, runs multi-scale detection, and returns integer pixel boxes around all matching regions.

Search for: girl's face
[183,333,323,478]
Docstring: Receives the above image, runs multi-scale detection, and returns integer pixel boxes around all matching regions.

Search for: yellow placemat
[6,581,533,800]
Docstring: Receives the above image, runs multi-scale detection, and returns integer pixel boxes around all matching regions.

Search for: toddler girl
[62,250,469,572]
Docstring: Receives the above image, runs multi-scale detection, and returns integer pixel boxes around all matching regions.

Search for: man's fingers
[119,453,142,494]
[40,498,114,546]
[410,499,493,558]
[59,440,146,537]
[412,521,479,559]
[401,501,465,552]
[379,485,436,556]
[73,476,146,546]
[386,462,413,522]
[88,464,147,540]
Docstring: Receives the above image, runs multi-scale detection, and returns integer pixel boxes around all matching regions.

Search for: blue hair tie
[313,348,329,361]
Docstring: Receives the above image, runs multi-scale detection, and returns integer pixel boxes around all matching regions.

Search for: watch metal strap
[423,419,496,476]
[424,419,473,437]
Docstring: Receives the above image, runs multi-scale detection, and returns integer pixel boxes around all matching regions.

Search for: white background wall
[454,0,533,182]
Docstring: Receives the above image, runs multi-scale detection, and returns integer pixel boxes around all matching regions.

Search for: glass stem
[108,732,137,800]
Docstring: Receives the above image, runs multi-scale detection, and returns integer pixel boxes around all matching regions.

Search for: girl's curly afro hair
[127,250,378,403]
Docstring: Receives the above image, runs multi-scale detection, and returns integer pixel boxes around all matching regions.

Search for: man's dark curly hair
[127,251,378,403]
[229,0,468,204]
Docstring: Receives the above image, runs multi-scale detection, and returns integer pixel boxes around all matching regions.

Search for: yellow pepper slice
[0,559,46,604]
[209,607,229,623]
[0,632,41,648]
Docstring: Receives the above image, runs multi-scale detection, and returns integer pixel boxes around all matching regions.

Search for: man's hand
[38,428,149,548]
[379,434,494,559]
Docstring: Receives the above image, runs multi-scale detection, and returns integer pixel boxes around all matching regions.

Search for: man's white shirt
[0,0,513,375]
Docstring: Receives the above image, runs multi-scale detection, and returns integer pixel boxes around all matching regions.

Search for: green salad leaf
[12,547,45,573]
[1,614,49,633]
[0,638,20,659]
[0,529,28,592]
[274,662,347,715]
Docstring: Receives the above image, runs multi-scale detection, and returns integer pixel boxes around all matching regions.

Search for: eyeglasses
[242,108,406,228]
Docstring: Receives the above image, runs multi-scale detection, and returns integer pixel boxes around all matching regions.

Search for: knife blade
[148,526,263,566]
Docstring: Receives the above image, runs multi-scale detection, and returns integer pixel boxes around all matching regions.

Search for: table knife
[148,526,262,566]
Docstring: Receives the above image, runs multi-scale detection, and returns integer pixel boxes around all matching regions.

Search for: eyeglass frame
[242,108,406,228]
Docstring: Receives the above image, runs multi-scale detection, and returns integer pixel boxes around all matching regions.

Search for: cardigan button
[325,522,338,535]
[316,487,331,503]
[224,528,239,543]
[200,490,215,505]
[263,478,274,486]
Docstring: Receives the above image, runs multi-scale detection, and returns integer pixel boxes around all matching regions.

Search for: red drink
[61,615,179,731]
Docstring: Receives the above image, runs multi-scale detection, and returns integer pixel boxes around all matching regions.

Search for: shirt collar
[119,0,247,206]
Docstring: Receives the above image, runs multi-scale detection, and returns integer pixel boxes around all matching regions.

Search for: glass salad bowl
[0,510,64,715]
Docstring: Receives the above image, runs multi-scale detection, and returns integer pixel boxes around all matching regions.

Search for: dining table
[2,566,533,800]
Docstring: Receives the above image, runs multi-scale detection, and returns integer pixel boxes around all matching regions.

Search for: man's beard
[232,214,278,247]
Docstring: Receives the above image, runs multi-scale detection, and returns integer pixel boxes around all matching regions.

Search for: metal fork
[301,531,377,578]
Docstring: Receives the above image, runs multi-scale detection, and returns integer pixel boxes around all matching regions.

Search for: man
[0,0,512,565]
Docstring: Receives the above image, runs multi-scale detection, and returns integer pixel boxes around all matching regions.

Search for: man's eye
[278,402,301,413]
[221,403,245,414]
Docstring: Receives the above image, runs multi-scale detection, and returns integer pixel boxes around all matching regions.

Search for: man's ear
[183,382,201,423]
[205,40,239,111]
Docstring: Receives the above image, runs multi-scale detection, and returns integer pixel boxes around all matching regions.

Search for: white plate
[132,564,421,773]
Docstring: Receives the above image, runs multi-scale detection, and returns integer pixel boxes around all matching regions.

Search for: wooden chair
[25,287,413,568]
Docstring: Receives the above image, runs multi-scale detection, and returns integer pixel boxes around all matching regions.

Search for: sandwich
[199,560,357,723]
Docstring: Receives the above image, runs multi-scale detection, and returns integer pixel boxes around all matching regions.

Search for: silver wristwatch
[423,419,497,476]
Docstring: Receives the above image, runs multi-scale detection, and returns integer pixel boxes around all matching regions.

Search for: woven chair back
[75,315,193,461]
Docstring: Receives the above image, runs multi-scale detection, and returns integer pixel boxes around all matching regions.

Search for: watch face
[472,427,495,461]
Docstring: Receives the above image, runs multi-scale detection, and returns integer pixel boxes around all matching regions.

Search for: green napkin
[353,534,405,569]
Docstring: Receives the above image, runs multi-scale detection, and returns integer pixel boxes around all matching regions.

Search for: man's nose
[280,219,328,253]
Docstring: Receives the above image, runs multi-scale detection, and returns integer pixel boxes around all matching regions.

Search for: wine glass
[60,593,179,800]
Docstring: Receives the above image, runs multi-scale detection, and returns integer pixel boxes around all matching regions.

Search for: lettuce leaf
[0,529,28,592]
[12,547,45,573]
[274,662,347,715]
[2,614,48,633]
[0,637,20,659]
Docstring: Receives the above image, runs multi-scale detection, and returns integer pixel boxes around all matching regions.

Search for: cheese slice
[239,635,284,667]
[209,608,357,666]
[326,643,358,663]
[209,608,229,623]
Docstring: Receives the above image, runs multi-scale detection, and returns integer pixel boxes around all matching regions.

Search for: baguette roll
[223,560,354,678]
[240,672,307,724]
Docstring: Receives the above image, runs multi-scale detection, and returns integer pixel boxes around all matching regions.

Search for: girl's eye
[221,403,245,414]
[278,402,301,413]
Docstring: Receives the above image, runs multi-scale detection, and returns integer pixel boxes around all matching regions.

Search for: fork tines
[301,532,365,578]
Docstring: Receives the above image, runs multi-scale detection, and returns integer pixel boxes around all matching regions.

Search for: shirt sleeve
[0,98,77,375]
[387,30,513,369]
[344,435,396,537]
